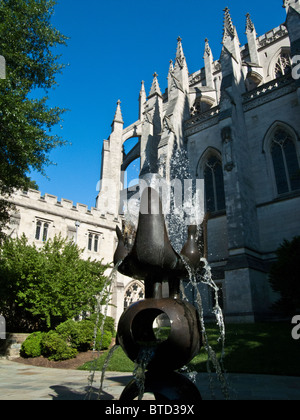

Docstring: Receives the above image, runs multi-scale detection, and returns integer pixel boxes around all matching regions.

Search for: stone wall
[0,333,29,359]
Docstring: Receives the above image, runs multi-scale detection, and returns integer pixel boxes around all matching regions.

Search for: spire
[139,81,147,120]
[204,39,214,87]
[245,13,255,34]
[169,59,174,73]
[139,80,146,98]
[245,13,260,66]
[223,7,235,42]
[204,38,213,60]
[176,36,184,60]
[111,99,124,132]
[221,7,241,66]
[113,99,123,124]
[148,72,162,99]
[175,36,187,70]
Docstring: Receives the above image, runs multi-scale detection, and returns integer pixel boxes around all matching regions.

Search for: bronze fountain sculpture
[113,186,206,401]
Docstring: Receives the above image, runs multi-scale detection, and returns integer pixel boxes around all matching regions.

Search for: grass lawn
[78,323,300,377]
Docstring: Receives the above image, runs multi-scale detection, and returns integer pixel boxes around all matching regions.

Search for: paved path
[0,359,300,400]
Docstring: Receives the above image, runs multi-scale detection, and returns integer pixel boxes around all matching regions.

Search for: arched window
[190,97,215,116]
[88,232,101,253]
[271,128,300,194]
[42,223,49,242]
[124,281,145,310]
[35,220,50,242]
[204,156,226,213]
[274,52,292,79]
[88,233,93,251]
[35,221,41,240]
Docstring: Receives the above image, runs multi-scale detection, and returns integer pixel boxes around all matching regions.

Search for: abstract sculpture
[114,187,205,401]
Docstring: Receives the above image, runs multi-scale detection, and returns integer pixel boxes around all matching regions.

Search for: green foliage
[78,345,135,373]
[56,319,94,352]
[0,235,111,332]
[0,0,68,233]
[20,317,114,361]
[88,313,116,337]
[79,323,300,377]
[41,331,77,361]
[268,237,300,315]
[56,318,114,352]
[20,332,45,358]
[95,330,112,351]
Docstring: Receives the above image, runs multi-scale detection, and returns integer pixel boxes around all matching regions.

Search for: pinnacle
[148,72,162,98]
[223,7,235,41]
[113,99,123,124]
[140,80,146,95]
[204,38,212,59]
[176,36,185,60]
[246,13,255,33]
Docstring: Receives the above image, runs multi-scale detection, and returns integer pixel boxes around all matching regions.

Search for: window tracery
[274,52,292,79]
[124,281,145,310]
[271,128,300,194]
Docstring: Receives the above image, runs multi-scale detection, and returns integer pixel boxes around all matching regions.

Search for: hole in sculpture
[152,313,171,342]
[131,309,171,345]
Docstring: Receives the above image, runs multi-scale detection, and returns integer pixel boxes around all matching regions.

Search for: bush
[55,317,114,352]
[56,319,94,352]
[88,314,116,337]
[21,332,45,358]
[95,330,112,351]
[41,331,77,361]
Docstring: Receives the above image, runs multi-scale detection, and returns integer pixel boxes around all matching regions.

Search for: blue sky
[31,0,287,209]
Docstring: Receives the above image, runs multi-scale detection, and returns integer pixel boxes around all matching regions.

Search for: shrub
[20,332,45,358]
[88,314,116,337]
[95,330,112,351]
[41,331,77,361]
[56,319,94,352]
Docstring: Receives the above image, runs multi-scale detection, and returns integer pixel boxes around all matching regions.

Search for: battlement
[12,189,119,223]
[257,24,289,49]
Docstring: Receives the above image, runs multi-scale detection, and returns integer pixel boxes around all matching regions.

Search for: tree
[0,0,68,233]
[268,237,300,316]
[0,235,111,332]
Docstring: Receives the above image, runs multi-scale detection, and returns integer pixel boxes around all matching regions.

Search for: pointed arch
[196,147,226,213]
[262,121,299,153]
[196,147,222,177]
[267,46,292,79]
[124,280,145,310]
[263,121,300,195]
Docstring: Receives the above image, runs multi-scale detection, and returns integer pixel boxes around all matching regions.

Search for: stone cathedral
[97,1,300,323]
[6,1,300,324]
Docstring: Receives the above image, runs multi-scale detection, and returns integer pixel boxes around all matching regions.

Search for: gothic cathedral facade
[97,1,300,322]
[6,2,300,324]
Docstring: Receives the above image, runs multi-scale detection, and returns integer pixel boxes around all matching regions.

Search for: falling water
[133,347,156,400]
[85,262,120,400]
[180,256,231,400]
[97,343,120,400]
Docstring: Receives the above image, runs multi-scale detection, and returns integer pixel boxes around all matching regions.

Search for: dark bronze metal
[117,297,201,371]
[120,371,202,402]
[114,186,205,401]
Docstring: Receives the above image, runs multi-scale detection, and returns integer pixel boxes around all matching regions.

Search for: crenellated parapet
[10,189,120,226]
